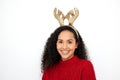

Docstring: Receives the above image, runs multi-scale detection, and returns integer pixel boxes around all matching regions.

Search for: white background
[0,0,120,80]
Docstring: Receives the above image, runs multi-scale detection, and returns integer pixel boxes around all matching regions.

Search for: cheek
[56,44,61,50]
[70,46,76,50]
[69,45,77,50]
[69,43,77,48]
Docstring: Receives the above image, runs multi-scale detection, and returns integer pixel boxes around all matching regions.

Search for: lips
[61,50,70,55]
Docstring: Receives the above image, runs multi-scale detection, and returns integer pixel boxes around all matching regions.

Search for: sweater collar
[59,56,79,65]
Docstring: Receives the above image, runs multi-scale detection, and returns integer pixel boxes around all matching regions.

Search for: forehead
[58,30,75,39]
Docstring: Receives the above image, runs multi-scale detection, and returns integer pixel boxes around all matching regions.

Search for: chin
[61,55,73,61]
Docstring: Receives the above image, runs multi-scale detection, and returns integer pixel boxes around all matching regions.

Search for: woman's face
[56,30,78,61]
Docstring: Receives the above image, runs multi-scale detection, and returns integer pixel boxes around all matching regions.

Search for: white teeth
[61,51,69,54]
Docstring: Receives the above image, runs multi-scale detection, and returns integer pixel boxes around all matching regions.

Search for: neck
[61,55,75,61]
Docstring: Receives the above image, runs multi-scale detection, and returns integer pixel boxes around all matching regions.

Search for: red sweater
[42,56,96,80]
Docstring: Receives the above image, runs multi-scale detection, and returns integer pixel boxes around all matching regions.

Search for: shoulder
[80,60,96,80]
[76,58,96,79]
[76,56,93,66]
[75,57,94,69]
[80,59,93,67]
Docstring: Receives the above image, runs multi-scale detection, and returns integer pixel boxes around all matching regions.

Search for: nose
[62,43,68,49]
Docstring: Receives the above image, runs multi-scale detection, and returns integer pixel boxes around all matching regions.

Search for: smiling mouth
[61,50,70,55]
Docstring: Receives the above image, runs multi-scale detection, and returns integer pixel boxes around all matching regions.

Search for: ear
[75,42,78,48]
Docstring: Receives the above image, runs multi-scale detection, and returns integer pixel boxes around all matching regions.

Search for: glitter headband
[54,8,79,38]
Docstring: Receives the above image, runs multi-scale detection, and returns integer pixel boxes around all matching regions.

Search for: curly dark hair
[41,26,88,71]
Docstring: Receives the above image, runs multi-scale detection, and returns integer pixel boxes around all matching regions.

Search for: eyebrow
[57,39,74,41]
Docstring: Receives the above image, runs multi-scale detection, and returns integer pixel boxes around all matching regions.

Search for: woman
[41,25,96,80]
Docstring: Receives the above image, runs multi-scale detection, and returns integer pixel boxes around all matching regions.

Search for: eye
[68,40,72,44]
[57,40,63,44]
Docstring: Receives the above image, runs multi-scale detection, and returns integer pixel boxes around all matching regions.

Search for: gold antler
[54,8,79,26]
[54,8,65,26]
[66,8,79,26]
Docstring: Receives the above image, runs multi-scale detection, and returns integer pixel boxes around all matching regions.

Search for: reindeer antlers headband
[54,8,79,26]
[54,8,79,38]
